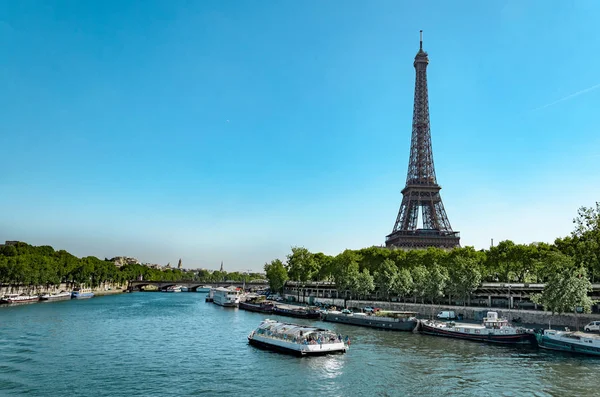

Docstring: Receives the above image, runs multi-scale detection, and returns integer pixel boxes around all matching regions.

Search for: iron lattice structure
[386,31,460,250]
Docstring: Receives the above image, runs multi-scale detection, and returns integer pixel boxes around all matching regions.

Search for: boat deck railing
[252,330,344,346]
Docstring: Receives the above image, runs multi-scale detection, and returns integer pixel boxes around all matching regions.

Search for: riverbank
[0,283,126,296]
[286,294,600,329]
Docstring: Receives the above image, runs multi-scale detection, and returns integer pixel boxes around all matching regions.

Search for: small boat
[323,310,419,332]
[164,285,182,293]
[0,293,40,304]
[535,328,600,356]
[419,311,535,345]
[40,291,72,301]
[71,288,94,299]
[248,319,349,356]
[272,304,321,319]
[180,286,189,292]
[239,300,275,314]
[212,287,240,307]
[196,286,211,293]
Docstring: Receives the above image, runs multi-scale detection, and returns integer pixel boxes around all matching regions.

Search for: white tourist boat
[0,293,40,304]
[248,319,349,356]
[212,287,240,307]
[40,291,72,301]
[535,328,600,356]
[165,285,182,293]
[196,286,211,293]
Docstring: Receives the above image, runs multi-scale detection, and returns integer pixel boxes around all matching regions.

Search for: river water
[1,292,599,396]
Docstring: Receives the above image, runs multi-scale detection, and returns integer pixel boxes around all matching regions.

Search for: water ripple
[1,293,600,396]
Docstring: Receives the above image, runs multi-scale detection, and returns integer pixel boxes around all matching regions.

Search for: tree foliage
[264,259,288,293]
[351,269,374,299]
[531,265,595,315]
[0,242,265,289]
[374,258,398,299]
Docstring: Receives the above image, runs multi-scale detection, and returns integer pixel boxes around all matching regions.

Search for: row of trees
[0,243,264,290]
[264,203,600,314]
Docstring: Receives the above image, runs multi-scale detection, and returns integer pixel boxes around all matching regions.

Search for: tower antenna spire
[420,30,423,50]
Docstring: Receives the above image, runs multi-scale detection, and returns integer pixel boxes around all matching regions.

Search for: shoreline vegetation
[0,242,266,295]
[264,203,600,318]
[2,203,599,323]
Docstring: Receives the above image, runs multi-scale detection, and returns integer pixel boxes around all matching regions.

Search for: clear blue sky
[2,1,599,271]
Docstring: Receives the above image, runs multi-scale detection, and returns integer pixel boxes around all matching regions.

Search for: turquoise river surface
[1,292,599,396]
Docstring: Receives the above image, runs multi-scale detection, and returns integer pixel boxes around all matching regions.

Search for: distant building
[110,256,141,267]
[0,240,20,247]
[148,264,162,270]
[178,258,182,269]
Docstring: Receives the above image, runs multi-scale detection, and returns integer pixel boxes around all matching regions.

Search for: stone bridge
[128,280,269,292]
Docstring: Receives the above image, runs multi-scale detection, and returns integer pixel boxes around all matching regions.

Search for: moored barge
[239,301,275,314]
[40,291,72,301]
[71,288,94,299]
[419,311,535,345]
[248,319,349,356]
[272,304,320,319]
[0,294,40,304]
[323,310,419,332]
[536,329,600,356]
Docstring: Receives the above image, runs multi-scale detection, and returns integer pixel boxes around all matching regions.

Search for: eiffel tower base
[385,230,460,250]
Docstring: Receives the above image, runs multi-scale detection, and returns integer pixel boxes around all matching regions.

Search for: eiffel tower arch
[386,31,460,250]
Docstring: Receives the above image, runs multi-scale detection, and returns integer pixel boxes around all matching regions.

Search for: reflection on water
[1,293,599,397]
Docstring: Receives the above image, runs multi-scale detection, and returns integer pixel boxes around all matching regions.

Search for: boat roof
[257,319,335,336]
[215,287,238,292]
[378,310,418,315]
[549,330,600,340]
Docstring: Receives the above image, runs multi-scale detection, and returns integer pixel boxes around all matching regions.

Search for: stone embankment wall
[285,294,600,329]
[0,283,125,296]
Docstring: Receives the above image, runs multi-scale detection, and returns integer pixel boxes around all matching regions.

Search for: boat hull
[239,302,274,314]
[248,336,346,356]
[419,321,535,344]
[323,313,418,332]
[272,307,320,319]
[1,296,40,304]
[213,300,238,307]
[40,294,72,301]
[536,333,600,356]
[71,293,94,299]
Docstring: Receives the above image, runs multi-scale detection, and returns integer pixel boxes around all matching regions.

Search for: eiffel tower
[386,31,460,250]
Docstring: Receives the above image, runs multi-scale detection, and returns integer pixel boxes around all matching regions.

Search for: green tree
[447,256,481,306]
[351,268,374,299]
[532,266,595,321]
[332,250,361,299]
[286,246,317,282]
[313,252,334,281]
[393,268,414,301]
[423,264,449,305]
[410,265,429,303]
[264,259,288,294]
[374,258,398,299]
[571,202,600,281]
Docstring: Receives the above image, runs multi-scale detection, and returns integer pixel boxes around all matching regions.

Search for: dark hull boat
[239,301,275,314]
[323,311,418,332]
[535,329,600,356]
[272,305,321,319]
[419,312,536,345]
